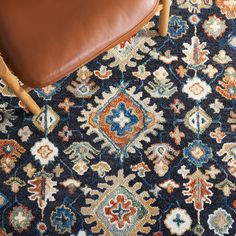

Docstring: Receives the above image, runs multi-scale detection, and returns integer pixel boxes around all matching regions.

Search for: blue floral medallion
[106,102,139,137]
[183,140,213,167]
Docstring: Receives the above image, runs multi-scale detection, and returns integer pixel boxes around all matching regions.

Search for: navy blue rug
[0,1,235,235]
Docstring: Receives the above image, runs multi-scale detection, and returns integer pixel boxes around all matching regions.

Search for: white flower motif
[31,138,58,165]
[72,160,89,176]
[81,185,92,196]
[164,208,192,236]
[208,208,233,236]
[209,99,224,113]
[153,66,169,79]
[149,184,162,197]
[132,65,151,80]
[183,76,212,101]
[213,50,232,64]
[202,64,218,78]
[177,165,190,178]
[159,50,178,64]
[18,126,33,142]
[149,50,160,60]
[203,15,227,39]
[188,14,201,25]
[159,179,180,193]
[205,165,221,179]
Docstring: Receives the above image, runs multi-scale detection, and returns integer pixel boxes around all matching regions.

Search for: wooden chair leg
[0,56,41,116]
[22,84,33,93]
[159,0,171,37]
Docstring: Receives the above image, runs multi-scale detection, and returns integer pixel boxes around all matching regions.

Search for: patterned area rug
[0,1,236,236]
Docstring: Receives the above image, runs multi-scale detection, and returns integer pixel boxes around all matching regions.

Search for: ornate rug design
[0,1,235,235]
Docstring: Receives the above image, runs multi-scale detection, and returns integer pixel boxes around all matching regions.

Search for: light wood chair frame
[0,0,170,116]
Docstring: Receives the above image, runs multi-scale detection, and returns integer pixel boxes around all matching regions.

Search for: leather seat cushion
[0,0,159,88]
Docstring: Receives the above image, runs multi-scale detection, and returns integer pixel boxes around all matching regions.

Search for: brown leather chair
[0,0,170,116]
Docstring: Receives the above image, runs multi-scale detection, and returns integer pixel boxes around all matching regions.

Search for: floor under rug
[0,1,236,236]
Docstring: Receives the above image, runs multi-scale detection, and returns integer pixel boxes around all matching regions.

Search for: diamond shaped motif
[96,186,146,233]
[81,170,159,235]
[78,85,165,157]
[33,106,60,133]
[99,93,144,148]
[184,106,212,134]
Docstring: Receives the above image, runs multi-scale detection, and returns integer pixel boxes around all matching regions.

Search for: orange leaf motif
[183,169,213,211]
[28,171,58,213]
[182,36,209,70]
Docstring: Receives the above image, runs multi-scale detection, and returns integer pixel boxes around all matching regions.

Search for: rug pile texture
[0,1,236,235]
